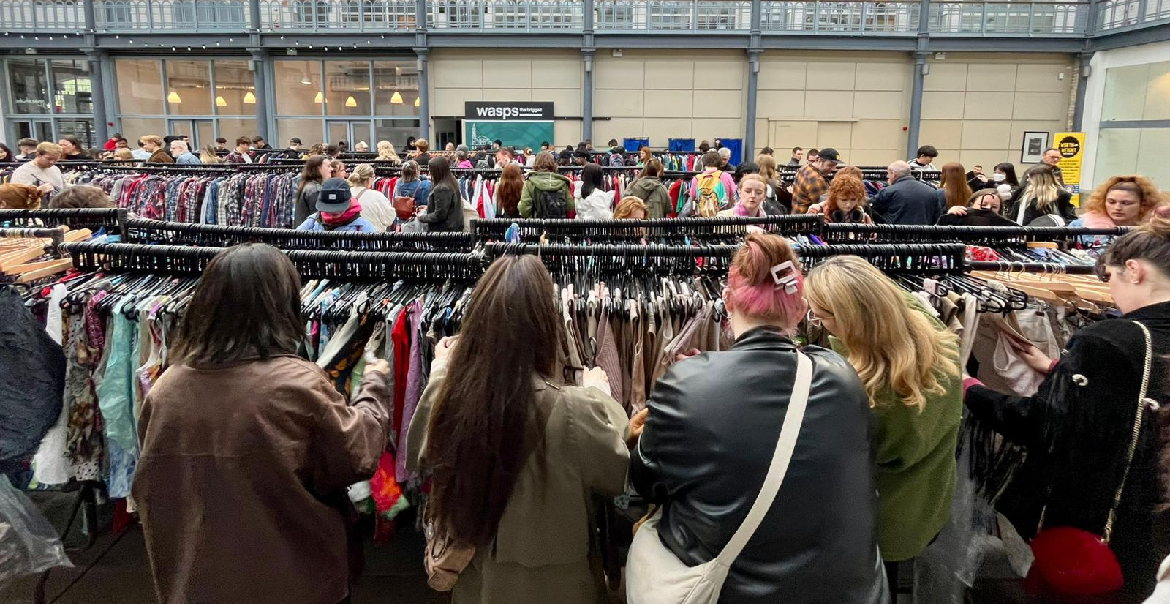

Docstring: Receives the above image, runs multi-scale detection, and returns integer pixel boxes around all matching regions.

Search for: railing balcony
[1,0,86,32]
[0,0,1165,37]
[594,1,752,31]
[760,1,920,34]
[261,0,416,32]
[428,1,584,32]
[1095,0,1170,30]
[95,0,250,32]
[929,1,1089,35]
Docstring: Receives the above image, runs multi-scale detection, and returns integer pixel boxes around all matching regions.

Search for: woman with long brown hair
[937,162,973,210]
[134,244,392,604]
[294,155,333,225]
[496,163,524,218]
[407,255,628,603]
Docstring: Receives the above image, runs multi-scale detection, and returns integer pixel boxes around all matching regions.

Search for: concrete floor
[0,490,1032,604]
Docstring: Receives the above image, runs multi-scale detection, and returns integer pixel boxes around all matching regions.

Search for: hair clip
[771,261,799,294]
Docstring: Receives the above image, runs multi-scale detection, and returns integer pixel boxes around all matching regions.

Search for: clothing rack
[822,223,1135,244]
[0,226,66,249]
[472,215,825,242]
[483,241,968,274]
[123,219,474,251]
[968,260,1098,274]
[60,242,485,280]
[0,208,128,237]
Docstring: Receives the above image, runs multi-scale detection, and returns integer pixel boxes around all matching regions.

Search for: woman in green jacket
[804,256,963,595]
[519,152,575,218]
[626,157,672,218]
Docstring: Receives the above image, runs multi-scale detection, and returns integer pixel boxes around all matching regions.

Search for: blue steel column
[745,0,762,154]
[1072,52,1093,131]
[905,0,931,158]
[582,0,595,143]
[250,48,269,141]
[416,49,431,140]
[82,0,109,144]
[415,0,430,140]
[85,49,109,145]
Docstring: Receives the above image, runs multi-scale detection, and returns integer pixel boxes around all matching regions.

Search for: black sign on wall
[464,101,554,121]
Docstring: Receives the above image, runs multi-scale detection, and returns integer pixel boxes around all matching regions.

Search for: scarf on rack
[320,202,363,228]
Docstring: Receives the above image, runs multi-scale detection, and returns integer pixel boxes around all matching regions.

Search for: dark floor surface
[1,489,1033,604]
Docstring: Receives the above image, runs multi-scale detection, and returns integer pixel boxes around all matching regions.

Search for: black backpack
[535,187,568,218]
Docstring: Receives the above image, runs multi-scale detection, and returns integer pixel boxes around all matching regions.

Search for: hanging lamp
[244,91,256,104]
[390,91,403,104]
[314,91,324,104]
[216,96,227,107]
[345,96,357,108]
[414,96,420,108]
[167,91,182,104]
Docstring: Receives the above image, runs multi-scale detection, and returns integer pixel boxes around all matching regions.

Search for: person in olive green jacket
[519,151,575,218]
[627,157,672,219]
[406,255,629,604]
[804,256,963,593]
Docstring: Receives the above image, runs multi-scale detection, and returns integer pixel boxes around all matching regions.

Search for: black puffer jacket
[630,327,888,604]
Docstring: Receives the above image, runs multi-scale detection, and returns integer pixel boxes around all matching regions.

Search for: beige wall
[920,52,1075,170]
[593,50,747,148]
[428,50,1076,167]
[429,49,584,146]
[755,51,911,166]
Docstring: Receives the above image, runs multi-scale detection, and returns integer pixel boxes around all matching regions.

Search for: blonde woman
[200,145,221,164]
[1010,165,1076,225]
[804,256,962,594]
[376,140,401,165]
[348,163,394,232]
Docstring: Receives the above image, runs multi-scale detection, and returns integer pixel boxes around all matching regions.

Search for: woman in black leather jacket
[964,210,1170,602]
[629,233,889,604]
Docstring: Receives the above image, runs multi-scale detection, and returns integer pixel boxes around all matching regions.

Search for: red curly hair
[824,174,867,215]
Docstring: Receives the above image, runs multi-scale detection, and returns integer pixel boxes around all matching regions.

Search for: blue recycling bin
[623,138,650,153]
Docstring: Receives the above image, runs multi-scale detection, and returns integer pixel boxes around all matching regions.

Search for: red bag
[1027,527,1123,595]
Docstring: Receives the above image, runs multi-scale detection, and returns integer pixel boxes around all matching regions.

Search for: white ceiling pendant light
[167,91,181,104]
[390,91,403,104]
[345,96,357,108]
[301,75,312,85]
[414,96,420,108]
[244,91,256,104]
[216,96,227,107]
[314,91,324,104]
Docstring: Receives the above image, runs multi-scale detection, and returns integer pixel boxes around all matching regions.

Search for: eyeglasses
[806,309,831,326]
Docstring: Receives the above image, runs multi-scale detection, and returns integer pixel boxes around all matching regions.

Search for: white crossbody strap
[715,352,812,566]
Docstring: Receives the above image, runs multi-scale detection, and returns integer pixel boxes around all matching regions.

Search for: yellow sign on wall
[1054,132,1085,206]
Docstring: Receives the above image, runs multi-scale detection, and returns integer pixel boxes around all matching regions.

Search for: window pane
[57,119,96,149]
[115,59,163,115]
[166,60,213,116]
[213,60,254,116]
[374,119,421,150]
[373,61,419,117]
[1102,64,1149,122]
[51,60,93,115]
[9,58,50,114]
[120,117,167,143]
[278,118,323,147]
[275,60,322,116]
[217,118,259,142]
[325,61,371,117]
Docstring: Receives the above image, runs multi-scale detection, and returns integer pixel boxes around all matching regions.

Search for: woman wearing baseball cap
[296,178,377,232]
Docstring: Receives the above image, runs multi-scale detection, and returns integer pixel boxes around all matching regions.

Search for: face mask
[993,173,1006,183]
